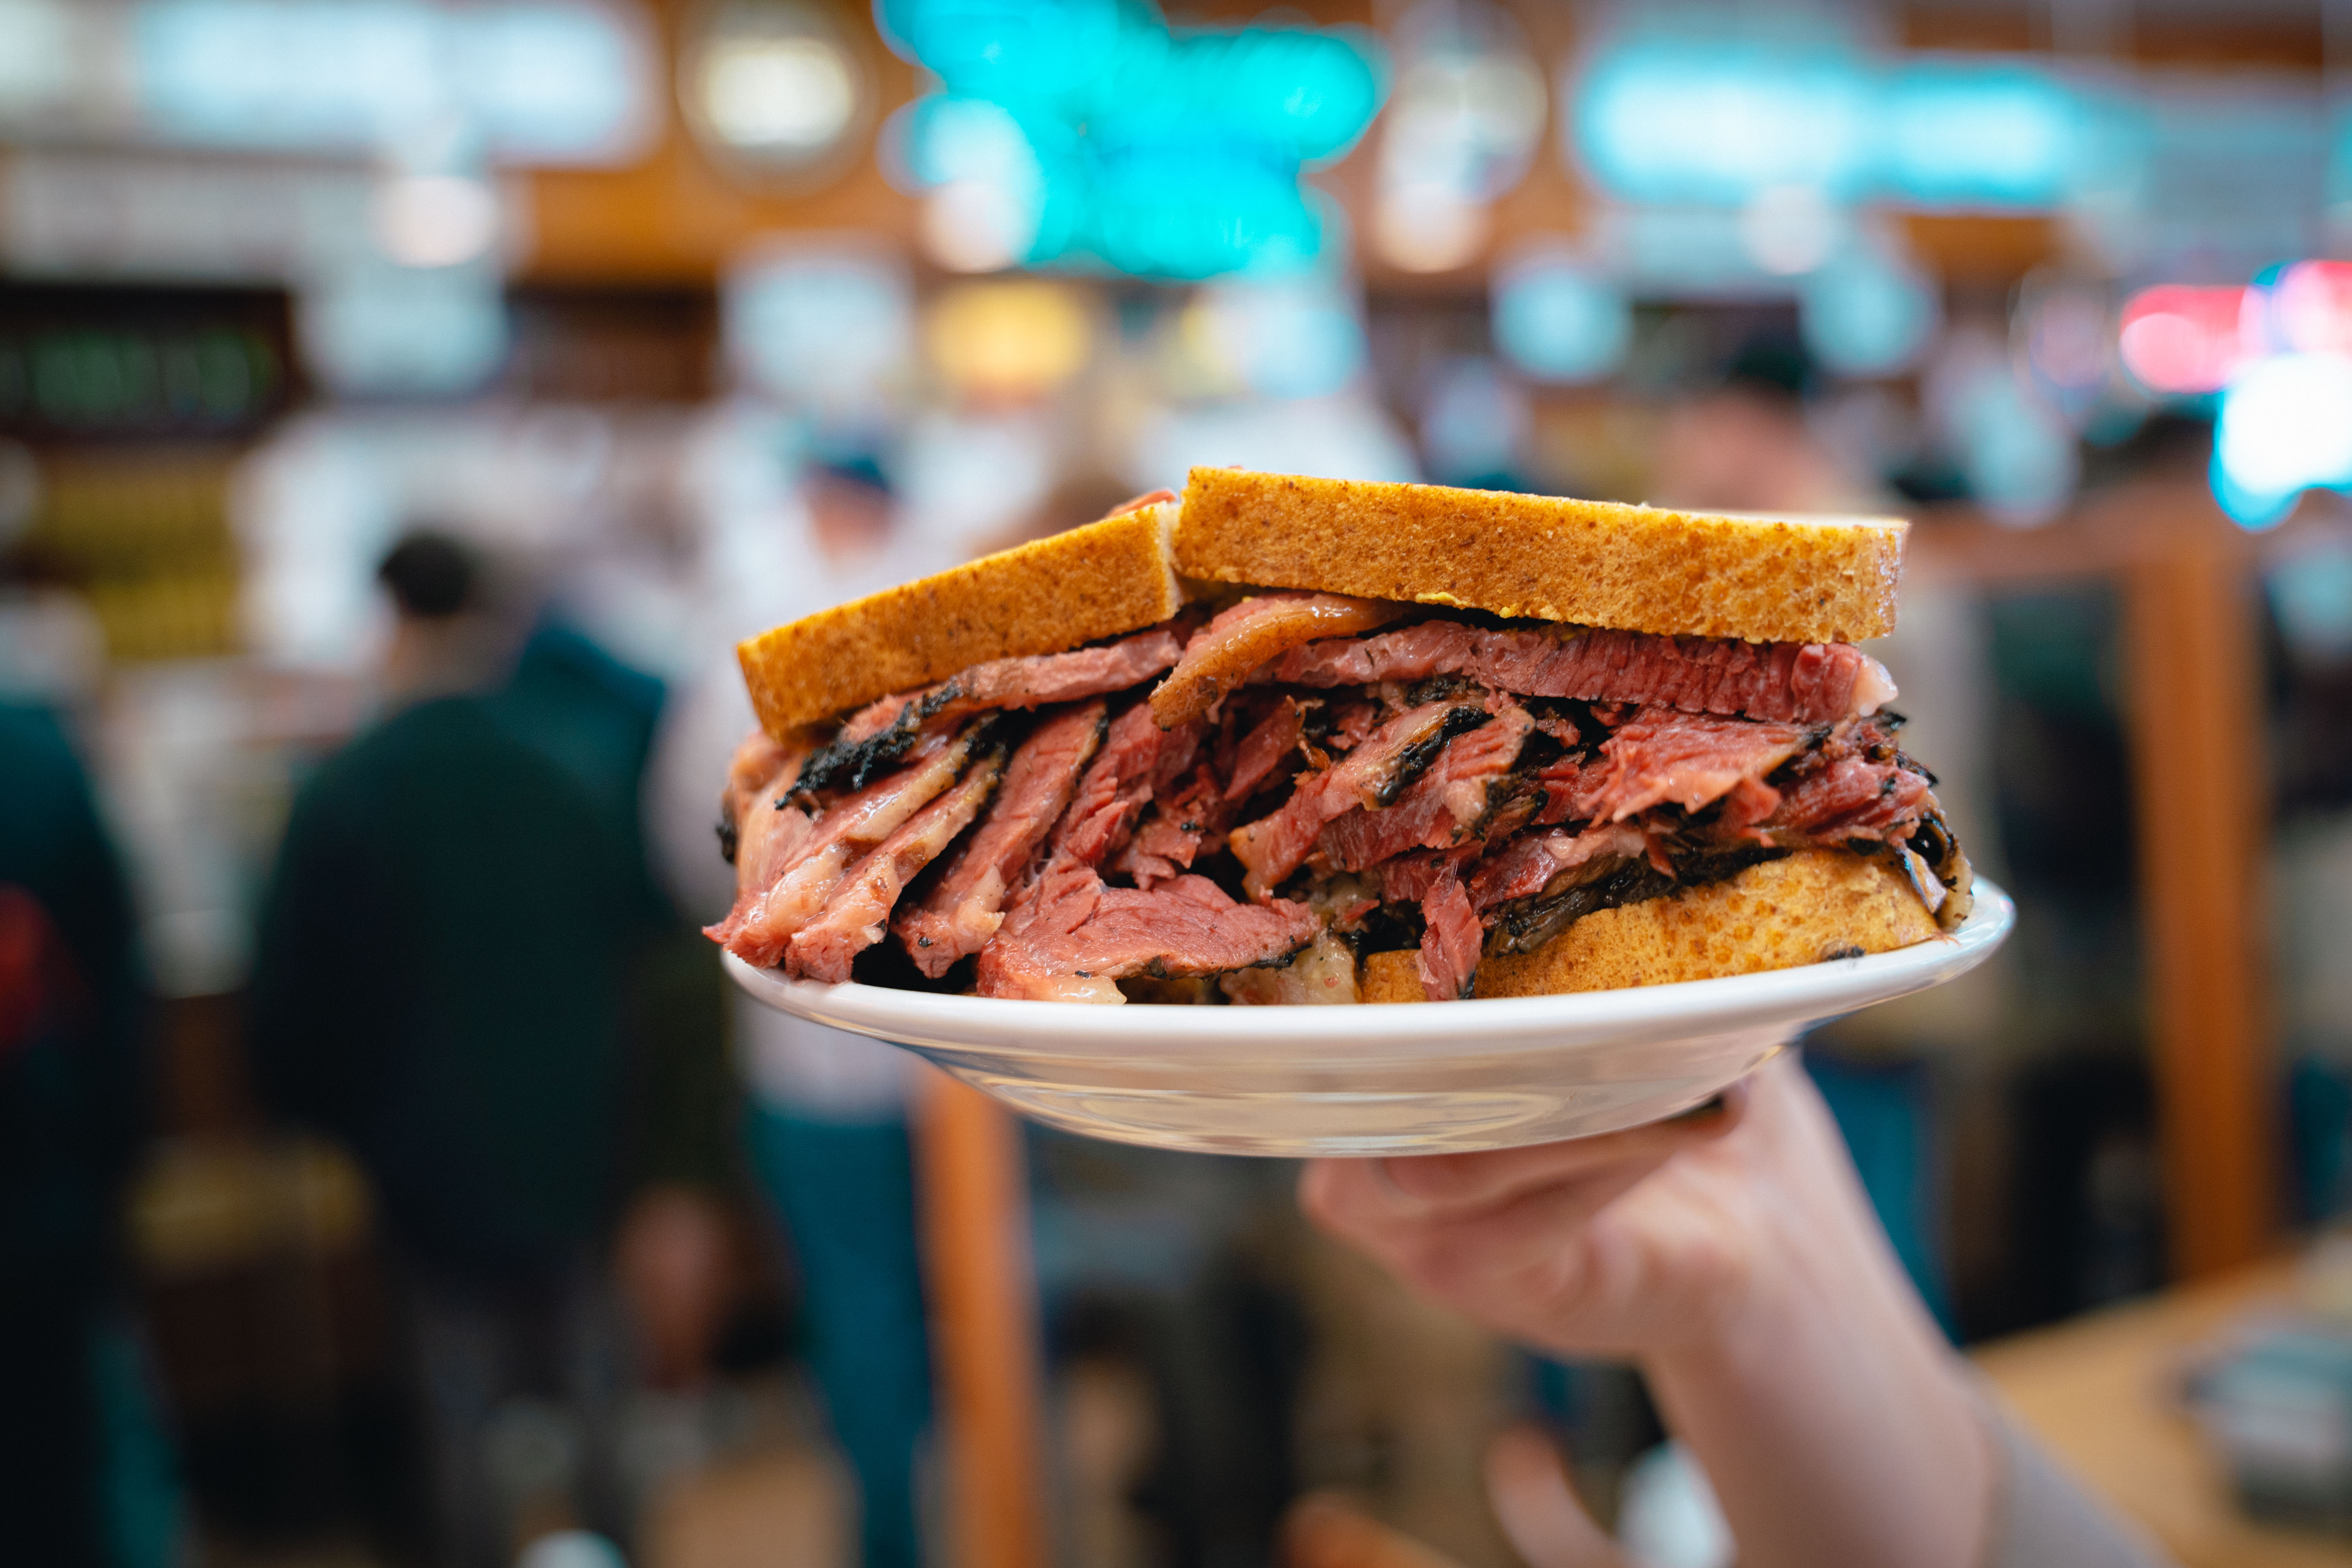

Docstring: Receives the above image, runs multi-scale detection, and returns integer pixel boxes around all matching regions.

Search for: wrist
[1636,1080,1994,1568]
[1644,1289,1989,1568]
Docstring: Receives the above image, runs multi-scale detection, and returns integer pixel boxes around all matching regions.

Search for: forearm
[1642,1075,1993,1568]
[1647,1266,1991,1568]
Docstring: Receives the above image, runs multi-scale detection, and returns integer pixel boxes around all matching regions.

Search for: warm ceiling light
[923,281,1091,402]
[701,36,854,150]
[681,0,869,187]
[1373,186,1491,274]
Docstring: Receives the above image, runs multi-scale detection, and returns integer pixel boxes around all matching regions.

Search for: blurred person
[0,699,147,1567]
[1302,1054,2169,1568]
[648,451,943,1568]
[250,528,686,1568]
[805,454,897,572]
[1648,336,1883,518]
[376,530,511,701]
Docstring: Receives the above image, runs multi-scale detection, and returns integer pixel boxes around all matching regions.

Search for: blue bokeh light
[1569,26,2096,212]
[1200,278,1366,401]
[130,0,654,163]
[135,0,442,151]
[1802,245,1940,376]
[879,0,1385,280]
[1570,32,1871,205]
[1491,257,1631,383]
[2212,351,2352,528]
[454,3,654,164]
[1883,58,2079,208]
[874,0,1122,107]
[725,246,914,408]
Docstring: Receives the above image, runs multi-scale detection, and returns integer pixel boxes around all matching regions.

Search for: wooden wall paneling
[1917,488,2279,1278]
[912,1071,1050,1568]
[2120,516,2276,1278]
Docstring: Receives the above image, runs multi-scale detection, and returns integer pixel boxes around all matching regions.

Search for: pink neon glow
[2276,261,2352,356]
[2118,284,2250,394]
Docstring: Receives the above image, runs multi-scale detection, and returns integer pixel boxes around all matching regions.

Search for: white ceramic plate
[726,879,2015,1157]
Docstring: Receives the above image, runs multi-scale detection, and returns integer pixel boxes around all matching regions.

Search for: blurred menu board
[0,284,289,662]
[0,282,298,444]
[9,448,241,663]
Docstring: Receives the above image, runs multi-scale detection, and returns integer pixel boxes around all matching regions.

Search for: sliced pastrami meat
[1415,860,1483,1002]
[720,728,799,856]
[715,729,813,902]
[1273,623,1894,725]
[1631,716,1938,851]
[1107,766,1233,888]
[801,627,1183,792]
[1225,698,1308,803]
[896,702,1105,977]
[713,725,978,969]
[1760,754,1935,844]
[1581,708,1810,822]
[1318,701,1534,872]
[1050,703,1199,868]
[963,630,1186,714]
[975,855,1318,1003]
[1529,752,1590,826]
[1151,591,1405,728]
[1322,698,1379,756]
[1467,822,1652,911]
[1228,699,1491,899]
[787,748,1006,982]
[1378,844,1478,904]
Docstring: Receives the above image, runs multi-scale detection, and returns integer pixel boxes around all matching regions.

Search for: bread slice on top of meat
[1177,467,1908,644]
[718,468,1963,1005]
[739,494,1182,734]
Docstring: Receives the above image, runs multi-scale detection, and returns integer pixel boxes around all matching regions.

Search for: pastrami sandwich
[707,468,1972,1005]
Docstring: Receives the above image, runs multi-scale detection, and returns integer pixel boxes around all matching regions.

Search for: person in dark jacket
[0,699,146,1567]
[249,533,670,1567]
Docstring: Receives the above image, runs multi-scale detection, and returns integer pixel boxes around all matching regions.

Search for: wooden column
[911,1071,1050,1568]
[2120,519,2275,1278]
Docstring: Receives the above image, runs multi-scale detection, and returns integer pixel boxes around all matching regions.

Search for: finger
[1299,1131,1675,1263]
[1486,1422,1627,1568]
[1304,1142,1678,1309]
[1373,1151,1678,1313]
[1382,1085,1746,1211]
[1348,1079,1750,1218]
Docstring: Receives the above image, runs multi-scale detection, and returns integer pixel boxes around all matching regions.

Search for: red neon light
[2118,284,2249,394]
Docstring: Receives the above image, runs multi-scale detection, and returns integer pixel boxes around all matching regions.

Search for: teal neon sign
[876,0,1386,279]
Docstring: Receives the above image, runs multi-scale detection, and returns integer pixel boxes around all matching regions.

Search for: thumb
[1485,1422,1629,1568]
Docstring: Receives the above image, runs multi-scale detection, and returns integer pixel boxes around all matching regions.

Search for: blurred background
[6,0,2352,1565]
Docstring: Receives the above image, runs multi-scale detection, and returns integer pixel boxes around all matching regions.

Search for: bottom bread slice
[1360,849,1941,1003]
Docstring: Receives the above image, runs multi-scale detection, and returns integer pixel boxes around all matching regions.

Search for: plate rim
[725,877,2015,1059]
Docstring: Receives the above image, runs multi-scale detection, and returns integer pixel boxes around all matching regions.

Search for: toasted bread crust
[737,501,1183,734]
[1359,850,1939,1003]
[1177,469,1906,645]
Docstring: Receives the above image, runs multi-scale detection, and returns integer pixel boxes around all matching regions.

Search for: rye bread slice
[737,499,1182,735]
[1360,849,1940,1002]
[1176,467,1906,646]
